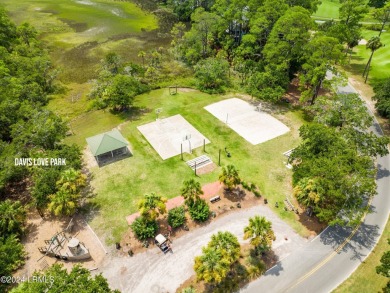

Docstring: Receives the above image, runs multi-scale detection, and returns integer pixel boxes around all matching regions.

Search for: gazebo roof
[86,129,128,157]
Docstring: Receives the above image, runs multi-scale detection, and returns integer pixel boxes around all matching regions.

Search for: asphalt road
[241,82,390,293]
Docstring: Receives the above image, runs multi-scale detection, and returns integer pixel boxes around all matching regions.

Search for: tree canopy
[11,264,119,293]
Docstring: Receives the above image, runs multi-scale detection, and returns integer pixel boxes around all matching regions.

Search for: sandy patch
[15,212,107,278]
[137,114,210,160]
[204,98,289,145]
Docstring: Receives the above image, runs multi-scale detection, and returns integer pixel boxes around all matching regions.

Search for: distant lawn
[345,30,390,84]
[313,0,340,20]
[333,220,389,293]
[69,89,309,242]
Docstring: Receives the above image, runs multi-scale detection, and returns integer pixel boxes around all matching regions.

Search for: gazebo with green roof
[86,129,129,164]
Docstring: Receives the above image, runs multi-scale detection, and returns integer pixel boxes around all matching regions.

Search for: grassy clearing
[313,0,340,20]
[70,89,308,242]
[345,30,390,84]
[333,219,389,293]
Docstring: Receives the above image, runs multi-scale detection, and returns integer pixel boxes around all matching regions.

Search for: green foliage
[376,239,390,292]
[181,178,204,206]
[340,0,369,27]
[181,286,197,293]
[369,0,388,8]
[244,216,275,253]
[299,34,344,104]
[310,93,389,157]
[11,263,119,293]
[194,231,240,284]
[0,200,26,238]
[138,192,167,222]
[373,77,390,119]
[48,168,86,217]
[130,216,158,240]
[219,165,241,191]
[208,231,241,263]
[188,199,210,222]
[0,234,25,291]
[90,52,150,111]
[168,206,186,228]
[263,6,314,77]
[194,246,230,284]
[103,74,150,111]
[290,122,382,225]
[31,168,61,213]
[194,57,230,93]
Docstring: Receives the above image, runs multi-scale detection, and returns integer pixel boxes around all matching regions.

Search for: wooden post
[203,139,205,152]
[218,149,221,166]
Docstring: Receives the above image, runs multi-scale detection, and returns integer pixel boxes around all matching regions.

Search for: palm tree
[208,231,240,263]
[137,50,146,67]
[56,168,86,194]
[0,200,26,237]
[244,216,275,254]
[363,36,384,83]
[219,165,241,191]
[138,192,167,221]
[48,188,79,216]
[194,246,230,284]
[181,178,204,206]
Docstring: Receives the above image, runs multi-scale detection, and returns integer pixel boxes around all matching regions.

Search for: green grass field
[345,30,390,84]
[67,89,308,242]
[313,0,340,20]
[333,220,389,293]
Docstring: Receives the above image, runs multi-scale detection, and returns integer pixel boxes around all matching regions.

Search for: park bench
[210,195,221,203]
[186,155,212,170]
[284,198,299,213]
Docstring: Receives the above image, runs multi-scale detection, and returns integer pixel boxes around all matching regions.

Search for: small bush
[250,183,257,191]
[168,206,186,228]
[130,217,158,240]
[189,199,210,222]
[253,190,261,197]
[241,181,249,190]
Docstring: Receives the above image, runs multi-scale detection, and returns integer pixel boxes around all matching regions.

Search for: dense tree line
[0,6,89,289]
[168,0,355,98]
[291,93,389,225]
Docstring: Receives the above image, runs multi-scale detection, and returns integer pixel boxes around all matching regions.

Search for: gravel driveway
[98,205,308,293]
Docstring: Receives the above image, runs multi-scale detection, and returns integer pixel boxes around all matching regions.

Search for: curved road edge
[241,80,390,293]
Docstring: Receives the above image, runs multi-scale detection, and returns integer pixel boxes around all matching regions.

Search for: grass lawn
[345,29,390,84]
[333,219,390,293]
[313,0,340,20]
[68,89,309,242]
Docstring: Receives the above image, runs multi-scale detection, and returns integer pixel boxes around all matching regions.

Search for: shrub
[253,190,261,197]
[241,181,249,190]
[130,217,158,240]
[168,206,186,228]
[188,199,210,222]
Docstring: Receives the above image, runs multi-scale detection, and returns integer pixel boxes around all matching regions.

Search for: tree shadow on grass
[111,106,152,121]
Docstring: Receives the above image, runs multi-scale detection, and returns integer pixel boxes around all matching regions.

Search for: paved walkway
[100,205,308,293]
